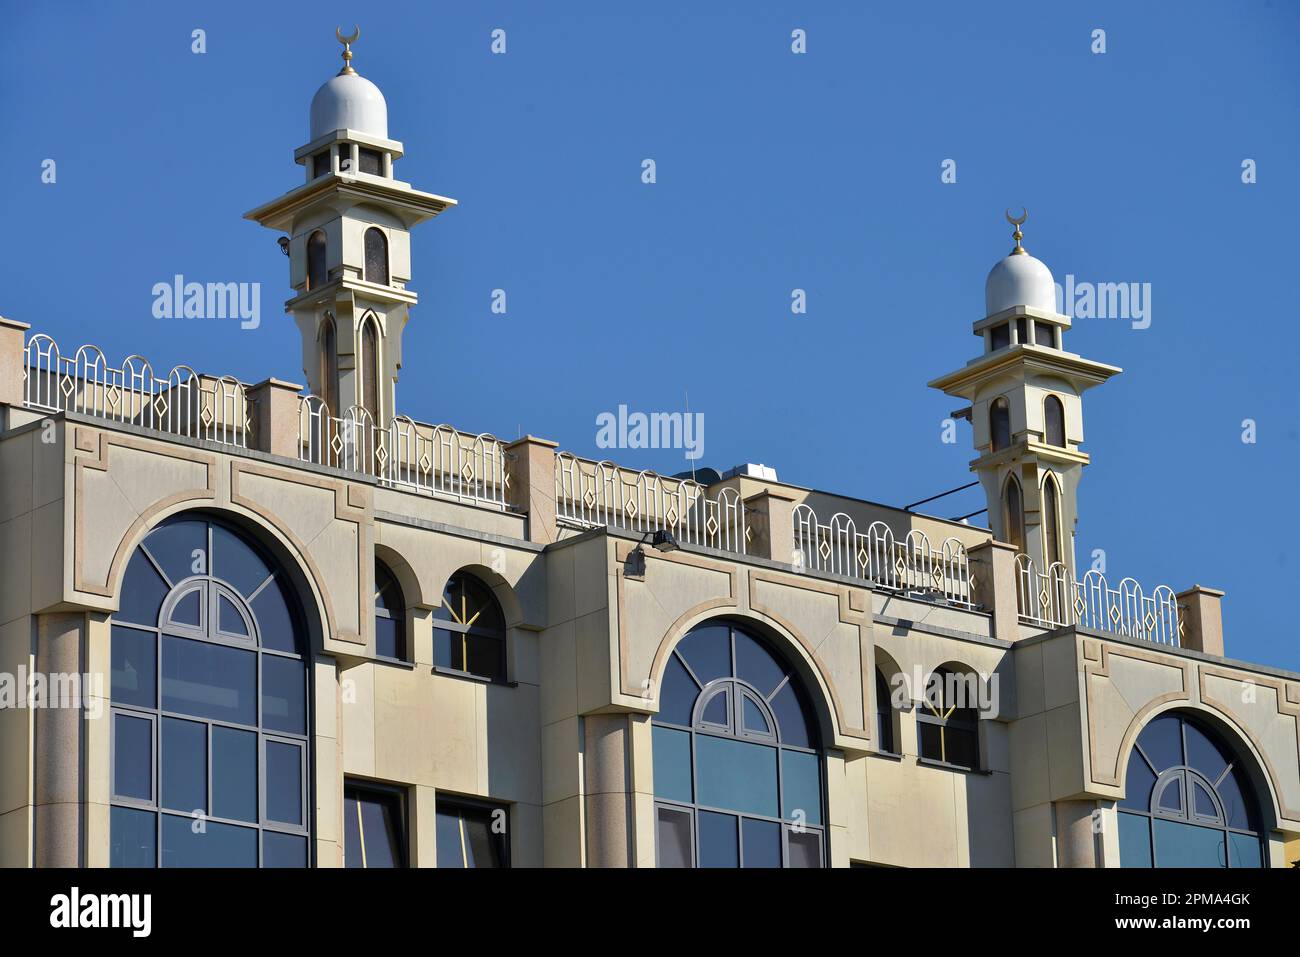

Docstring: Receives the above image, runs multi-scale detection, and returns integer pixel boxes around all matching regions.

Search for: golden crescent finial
[1005,207,1028,254]
[335,25,361,75]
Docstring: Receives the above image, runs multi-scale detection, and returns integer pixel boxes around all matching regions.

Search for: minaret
[928,211,1120,580]
[246,27,456,425]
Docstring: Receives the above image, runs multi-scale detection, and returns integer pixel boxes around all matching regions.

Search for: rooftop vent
[722,463,779,482]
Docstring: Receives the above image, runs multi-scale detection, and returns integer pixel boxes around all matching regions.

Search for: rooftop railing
[1015,554,1181,645]
[554,452,749,553]
[22,334,250,446]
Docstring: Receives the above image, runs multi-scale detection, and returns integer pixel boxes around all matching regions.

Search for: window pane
[1217,765,1257,831]
[264,831,308,868]
[701,688,729,726]
[768,680,812,748]
[946,727,979,770]
[695,735,778,817]
[1119,751,1157,811]
[1157,776,1183,814]
[1192,779,1219,821]
[1118,812,1153,867]
[218,595,249,637]
[211,524,271,597]
[170,589,202,627]
[677,624,731,685]
[656,806,693,868]
[918,720,945,763]
[697,810,738,867]
[786,828,822,867]
[781,749,822,826]
[741,817,781,868]
[1153,818,1226,868]
[1034,320,1054,347]
[657,654,698,726]
[375,615,402,660]
[161,815,257,867]
[111,625,156,708]
[161,717,206,814]
[250,575,300,654]
[356,791,404,867]
[118,550,168,626]
[990,323,1010,350]
[436,809,464,867]
[466,634,504,680]
[161,636,256,725]
[651,726,692,804]
[113,713,152,802]
[733,631,784,698]
[144,520,207,583]
[110,806,156,867]
[212,726,257,823]
[262,655,306,735]
[359,148,382,175]
[1228,832,1262,868]
[1136,716,1183,774]
[1183,721,1230,786]
[742,695,771,735]
[462,813,502,868]
[433,629,461,671]
[265,741,303,826]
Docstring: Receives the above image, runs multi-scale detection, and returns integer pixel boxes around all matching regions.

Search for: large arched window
[653,620,824,868]
[359,315,380,423]
[1003,476,1025,554]
[109,515,311,867]
[364,227,389,285]
[318,314,339,417]
[917,666,980,770]
[1043,474,1062,567]
[306,230,328,291]
[374,560,406,661]
[434,571,507,682]
[1044,395,1066,447]
[990,396,1011,452]
[1119,712,1265,868]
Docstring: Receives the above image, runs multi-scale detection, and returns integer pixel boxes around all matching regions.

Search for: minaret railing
[1014,554,1181,645]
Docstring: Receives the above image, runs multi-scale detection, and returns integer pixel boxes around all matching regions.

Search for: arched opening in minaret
[1042,473,1062,567]
[364,228,389,285]
[359,315,381,423]
[318,315,339,417]
[1044,395,1066,448]
[990,396,1011,452]
[307,230,328,291]
[1002,475,1025,554]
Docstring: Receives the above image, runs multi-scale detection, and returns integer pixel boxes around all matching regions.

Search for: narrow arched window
[359,316,380,422]
[374,560,406,661]
[307,230,328,291]
[434,571,507,681]
[1043,474,1062,567]
[364,228,389,285]
[1044,395,1066,447]
[990,397,1011,452]
[318,315,339,417]
[1003,476,1025,554]
[917,667,980,770]
[875,668,897,754]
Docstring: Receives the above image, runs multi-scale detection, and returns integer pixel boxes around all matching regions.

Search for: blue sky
[4,2,1298,669]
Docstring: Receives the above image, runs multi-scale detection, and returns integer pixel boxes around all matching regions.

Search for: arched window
[1044,395,1066,447]
[109,515,311,867]
[364,228,389,285]
[1003,476,1025,554]
[374,560,406,661]
[1043,474,1062,567]
[1119,712,1264,868]
[917,667,980,770]
[359,315,380,423]
[653,620,824,868]
[434,571,506,682]
[306,230,328,291]
[875,668,897,755]
[318,315,338,417]
[990,396,1011,452]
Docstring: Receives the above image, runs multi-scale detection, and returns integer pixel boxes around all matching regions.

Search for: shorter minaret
[246,28,457,425]
[929,211,1120,581]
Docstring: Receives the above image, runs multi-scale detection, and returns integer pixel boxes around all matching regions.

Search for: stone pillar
[0,316,31,408]
[583,713,632,868]
[1176,585,1225,657]
[505,435,559,545]
[248,377,305,459]
[969,539,1020,643]
[1055,799,1100,868]
[744,488,799,564]
[33,613,86,867]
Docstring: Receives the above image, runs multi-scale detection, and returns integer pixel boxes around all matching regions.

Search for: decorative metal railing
[1015,554,1180,645]
[554,452,749,552]
[297,396,509,509]
[23,334,250,446]
[791,504,975,608]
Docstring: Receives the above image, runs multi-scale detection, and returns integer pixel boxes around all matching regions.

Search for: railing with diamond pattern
[554,452,748,552]
[297,396,508,509]
[23,334,250,446]
[791,503,975,608]
[1015,554,1180,645]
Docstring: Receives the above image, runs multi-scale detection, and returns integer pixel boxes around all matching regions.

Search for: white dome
[310,72,388,140]
[985,252,1057,315]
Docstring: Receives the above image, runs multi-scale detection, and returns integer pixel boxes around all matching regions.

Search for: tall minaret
[929,211,1120,580]
[246,28,456,424]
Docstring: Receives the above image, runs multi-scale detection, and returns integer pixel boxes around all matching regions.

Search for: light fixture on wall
[624,529,678,580]
[277,236,290,256]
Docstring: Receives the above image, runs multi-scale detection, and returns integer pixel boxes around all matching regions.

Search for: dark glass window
[374,561,407,660]
[306,230,328,291]
[652,619,824,867]
[990,396,1011,453]
[1003,477,1025,554]
[875,668,896,754]
[436,800,509,868]
[344,782,406,868]
[1015,317,1028,344]
[434,571,507,682]
[359,316,380,423]
[1044,395,1066,448]
[364,228,389,285]
[990,323,1010,351]
[917,667,980,770]
[1119,712,1264,868]
[110,515,311,867]
[317,315,339,418]
[1034,320,1055,347]
[311,151,331,179]
[1043,475,1062,567]
[359,148,383,175]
